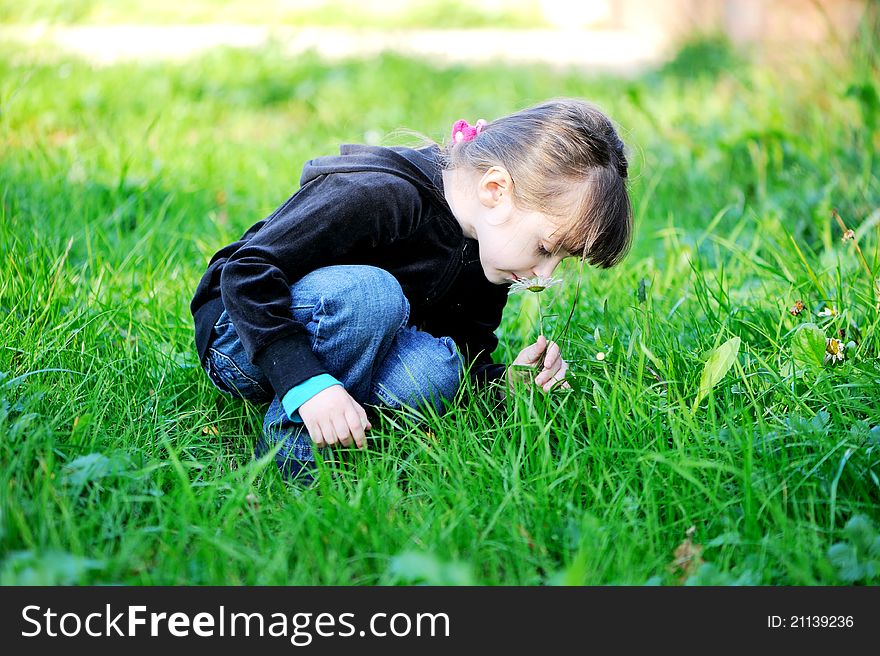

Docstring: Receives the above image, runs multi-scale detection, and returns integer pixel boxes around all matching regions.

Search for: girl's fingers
[345,408,366,449]
[521,340,571,390]
[309,423,326,449]
[514,336,550,367]
[320,420,338,447]
[528,337,547,364]
[537,355,564,383]
[356,403,372,432]
[535,368,556,386]
[331,415,353,448]
[543,374,562,392]
[541,342,560,370]
[538,359,568,391]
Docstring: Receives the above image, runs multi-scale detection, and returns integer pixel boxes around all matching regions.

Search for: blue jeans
[202,265,465,483]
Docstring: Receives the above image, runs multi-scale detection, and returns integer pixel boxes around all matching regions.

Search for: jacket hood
[300,144,446,205]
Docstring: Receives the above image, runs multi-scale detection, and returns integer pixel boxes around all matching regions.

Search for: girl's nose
[534,259,560,278]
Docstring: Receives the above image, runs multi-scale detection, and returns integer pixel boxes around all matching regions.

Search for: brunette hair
[441,98,632,268]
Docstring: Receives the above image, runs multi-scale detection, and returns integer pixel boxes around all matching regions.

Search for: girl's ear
[477,166,513,215]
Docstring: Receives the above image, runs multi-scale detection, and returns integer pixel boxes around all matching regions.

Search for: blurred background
[0,0,868,72]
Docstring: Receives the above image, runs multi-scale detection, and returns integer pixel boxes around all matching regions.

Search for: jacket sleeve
[220,172,422,400]
[456,291,509,388]
[419,271,510,389]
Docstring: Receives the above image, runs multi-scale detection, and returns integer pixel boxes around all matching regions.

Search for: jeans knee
[310,265,409,340]
[355,266,409,331]
[429,337,465,408]
[374,333,464,415]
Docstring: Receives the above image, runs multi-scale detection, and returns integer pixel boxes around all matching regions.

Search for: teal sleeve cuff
[281,374,342,423]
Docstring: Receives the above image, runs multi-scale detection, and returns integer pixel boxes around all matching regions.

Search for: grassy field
[1,18,879,585]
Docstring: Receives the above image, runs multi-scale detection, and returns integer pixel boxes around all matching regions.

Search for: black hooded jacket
[190,144,510,402]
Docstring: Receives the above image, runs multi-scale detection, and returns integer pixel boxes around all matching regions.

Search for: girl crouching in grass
[190,98,633,484]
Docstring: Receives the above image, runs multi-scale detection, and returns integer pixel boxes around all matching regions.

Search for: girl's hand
[509,335,571,393]
[297,385,371,449]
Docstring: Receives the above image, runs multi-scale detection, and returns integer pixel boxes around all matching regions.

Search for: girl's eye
[536,244,552,257]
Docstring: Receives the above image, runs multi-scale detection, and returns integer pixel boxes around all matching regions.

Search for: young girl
[190,98,632,483]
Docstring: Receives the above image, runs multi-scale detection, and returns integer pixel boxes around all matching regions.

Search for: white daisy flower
[824,337,845,365]
[508,275,563,295]
[817,306,839,318]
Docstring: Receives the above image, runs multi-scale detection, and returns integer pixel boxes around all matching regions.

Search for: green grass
[1,23,879,585]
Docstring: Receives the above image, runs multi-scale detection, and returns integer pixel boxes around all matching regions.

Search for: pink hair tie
[451,119,487,143]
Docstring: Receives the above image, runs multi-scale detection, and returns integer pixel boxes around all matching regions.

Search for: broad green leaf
[693,336,741,411]
[388,551,474,586]
[0,550,105,585]
[791,323,825,372]
[842,515,879,553]
[62,452,130,487]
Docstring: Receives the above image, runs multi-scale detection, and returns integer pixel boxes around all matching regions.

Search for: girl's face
[474,207,572,285]
[442,164,574,284]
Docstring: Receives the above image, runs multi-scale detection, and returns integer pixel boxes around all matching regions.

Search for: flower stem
[538,300,544,340]
[537,300,546,368]
[833,209,874,280]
